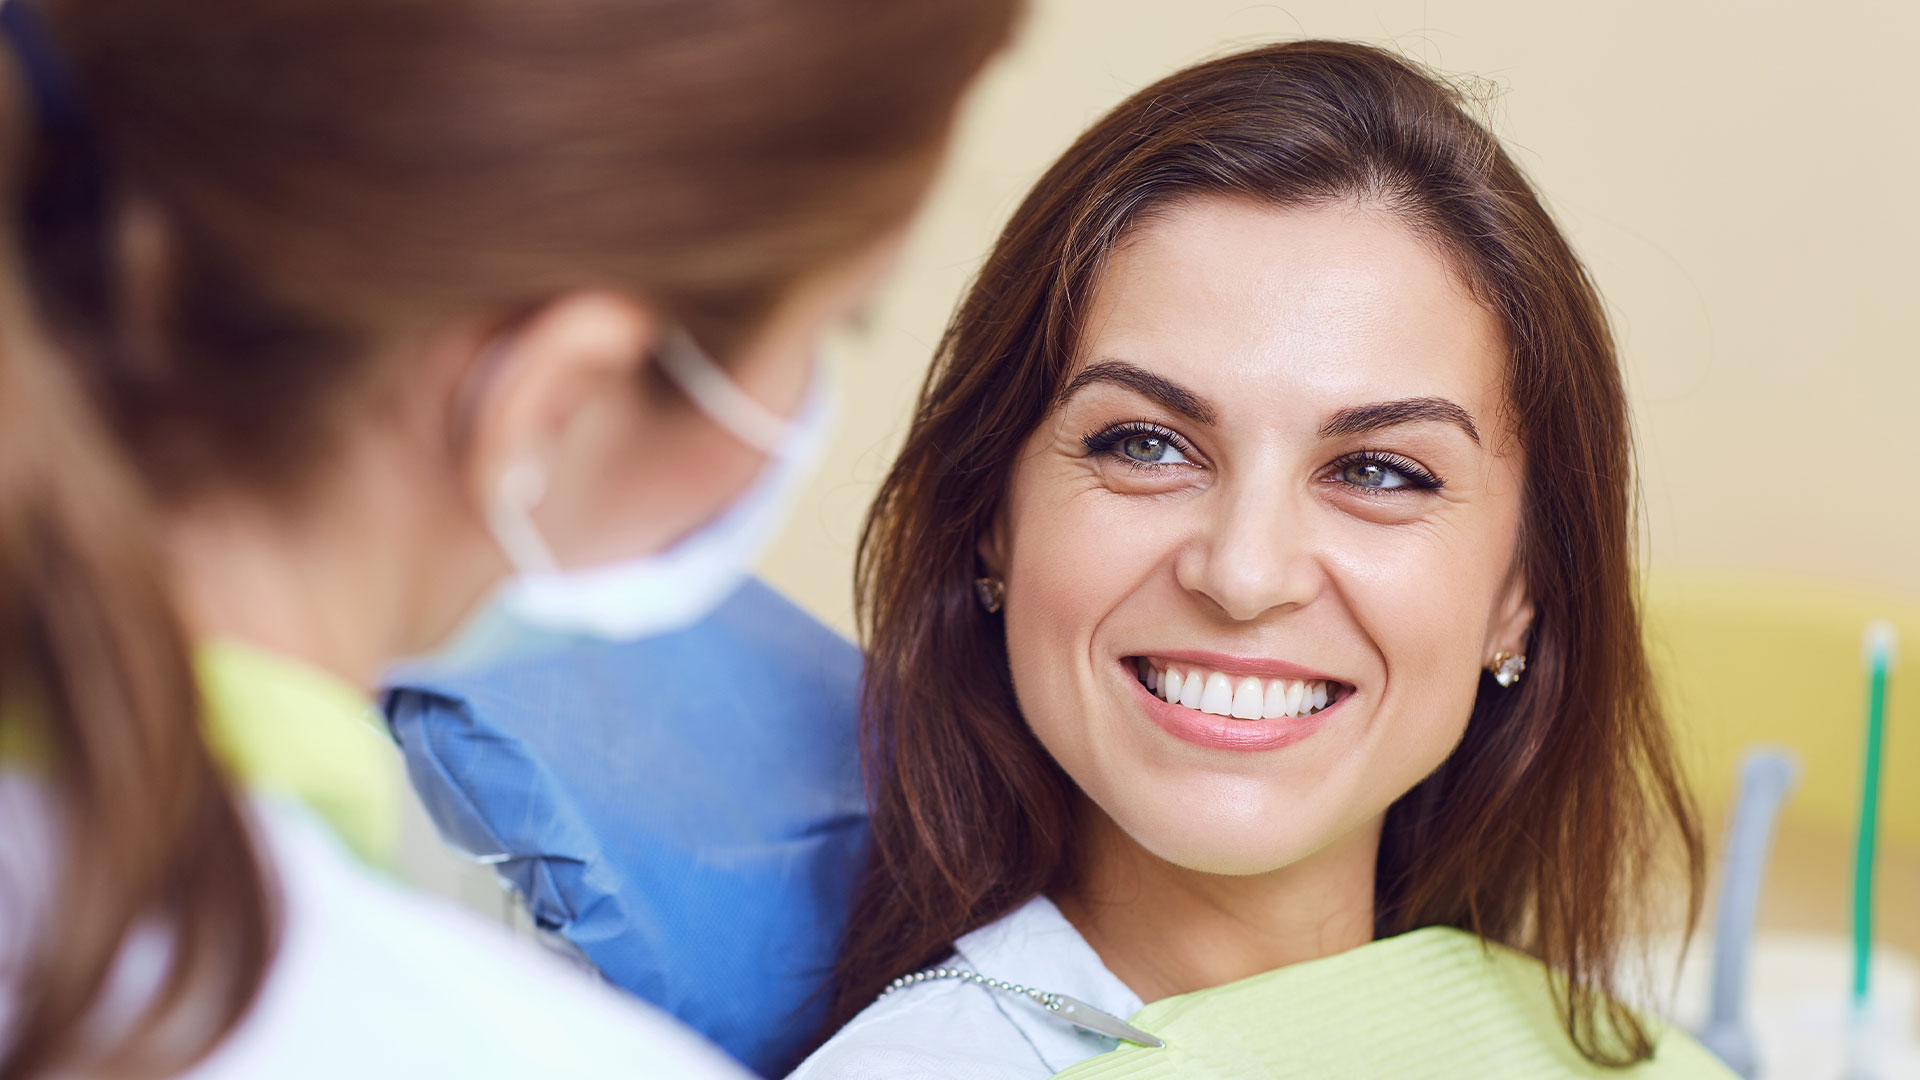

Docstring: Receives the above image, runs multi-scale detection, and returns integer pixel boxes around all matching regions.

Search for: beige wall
[758,0,1920,632]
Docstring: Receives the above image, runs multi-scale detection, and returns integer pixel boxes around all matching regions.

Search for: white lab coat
[789,896,1141,1080]
[0,775,750,1080]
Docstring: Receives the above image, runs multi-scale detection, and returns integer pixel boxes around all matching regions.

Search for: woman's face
[993,197,1531,876]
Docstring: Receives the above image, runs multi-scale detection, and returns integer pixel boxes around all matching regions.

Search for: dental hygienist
[0,1,1017,1077]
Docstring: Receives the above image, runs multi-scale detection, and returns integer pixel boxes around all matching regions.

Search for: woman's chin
[1101,795,1350,878]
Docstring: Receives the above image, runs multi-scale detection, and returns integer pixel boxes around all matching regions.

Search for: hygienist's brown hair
[833,39,1703,1066]
[0,1,1018,1076]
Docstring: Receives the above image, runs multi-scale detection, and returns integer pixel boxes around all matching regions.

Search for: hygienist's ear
[1485,561,1534,661]
[453,292,660,513]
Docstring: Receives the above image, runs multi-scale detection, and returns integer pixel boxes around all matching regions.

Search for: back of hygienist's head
[0,0,1016,1075]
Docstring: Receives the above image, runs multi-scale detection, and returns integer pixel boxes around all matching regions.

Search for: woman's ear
[1487,563,1534,660]
[975,509,1009,578]
[452,292,660,514]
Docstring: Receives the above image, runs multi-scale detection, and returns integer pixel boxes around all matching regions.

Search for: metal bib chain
[877,966,1165,1048]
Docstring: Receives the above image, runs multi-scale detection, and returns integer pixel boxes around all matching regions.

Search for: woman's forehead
[1081,198,1507,417]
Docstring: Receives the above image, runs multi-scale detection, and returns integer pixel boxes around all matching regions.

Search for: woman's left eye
[1342,461,1409,489]
[1328,452,1442,493]
[1118,433,1188,464]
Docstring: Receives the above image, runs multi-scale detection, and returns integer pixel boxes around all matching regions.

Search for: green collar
[196,639,402,868]
[1053,926,1733,1079]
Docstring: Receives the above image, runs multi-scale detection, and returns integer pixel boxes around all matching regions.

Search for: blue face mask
[415,328,832,674]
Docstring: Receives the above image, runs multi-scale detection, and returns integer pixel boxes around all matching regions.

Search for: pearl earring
[974,577,1005,613]
[1488,651,1526,688]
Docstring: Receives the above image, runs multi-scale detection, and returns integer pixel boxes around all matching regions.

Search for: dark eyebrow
[1318,397,1480,446]
[1058,359,1218,425]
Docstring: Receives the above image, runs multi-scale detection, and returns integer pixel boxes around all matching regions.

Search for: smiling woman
[1004,200,1533,888]
[794,40,1725,1080]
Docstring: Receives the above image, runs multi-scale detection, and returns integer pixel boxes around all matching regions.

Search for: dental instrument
[1842,621,1897,1080]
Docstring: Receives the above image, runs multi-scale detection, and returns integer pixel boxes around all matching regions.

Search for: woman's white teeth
[1231,677,1263,720]
[1145,662,1334,720]
[1200,672,1234,716]
[1262,679,1289,717]
[1178,670,1204,710]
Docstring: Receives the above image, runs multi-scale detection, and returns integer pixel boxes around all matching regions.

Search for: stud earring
[1488,651,1526,688]
[974,577,1005,614]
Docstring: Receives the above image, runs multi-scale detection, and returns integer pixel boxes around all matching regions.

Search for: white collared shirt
[791,896,1140,1079]
[0,776,750,1080]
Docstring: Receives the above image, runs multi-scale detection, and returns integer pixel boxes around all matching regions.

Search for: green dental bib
[1,639,401,866]
[1052,926,1733,1079]
[198,639,402,867]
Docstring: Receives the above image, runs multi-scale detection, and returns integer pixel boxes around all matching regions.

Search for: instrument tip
[1864,620,1898,670]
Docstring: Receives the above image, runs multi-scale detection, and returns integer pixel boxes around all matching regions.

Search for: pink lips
[1124,656,1344,752]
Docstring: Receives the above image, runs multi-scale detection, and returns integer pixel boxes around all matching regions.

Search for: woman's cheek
[1002,480,1166,750]
[1011,477,1176,620]
[1335,531,1495,752]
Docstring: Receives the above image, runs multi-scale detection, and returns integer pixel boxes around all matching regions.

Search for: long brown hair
[836,40,1702,1066]
[0,0,1017,1076]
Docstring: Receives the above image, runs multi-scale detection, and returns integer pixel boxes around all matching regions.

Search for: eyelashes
[1326,450,1445,493]
[1080,422,1196,468]
[1081,421,1446,492]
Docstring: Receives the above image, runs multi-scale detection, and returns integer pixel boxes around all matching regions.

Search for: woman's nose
[1173,479,1326,623]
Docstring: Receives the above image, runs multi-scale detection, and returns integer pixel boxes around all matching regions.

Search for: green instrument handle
[1851,625,1894,1006]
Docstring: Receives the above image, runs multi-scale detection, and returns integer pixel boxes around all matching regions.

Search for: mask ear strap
[653,326,799,456]
[484,459,561,575]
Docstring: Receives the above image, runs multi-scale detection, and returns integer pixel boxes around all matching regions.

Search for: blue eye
[1119,433,1188,464]
[1342,461,1408,489]
[1082,423,1196,468]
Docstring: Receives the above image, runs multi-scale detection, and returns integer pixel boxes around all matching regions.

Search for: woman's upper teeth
[1141,661,1332,720]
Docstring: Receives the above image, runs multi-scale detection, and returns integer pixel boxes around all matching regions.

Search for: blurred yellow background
[755,0,1918,959]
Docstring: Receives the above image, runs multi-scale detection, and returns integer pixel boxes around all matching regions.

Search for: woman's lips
[1122,658,1344,752]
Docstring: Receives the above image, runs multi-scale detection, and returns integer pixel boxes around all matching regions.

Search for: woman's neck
[1053,806,1383,1004]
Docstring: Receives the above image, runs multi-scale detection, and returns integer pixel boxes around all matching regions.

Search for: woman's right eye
[1081,423,1197,470]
